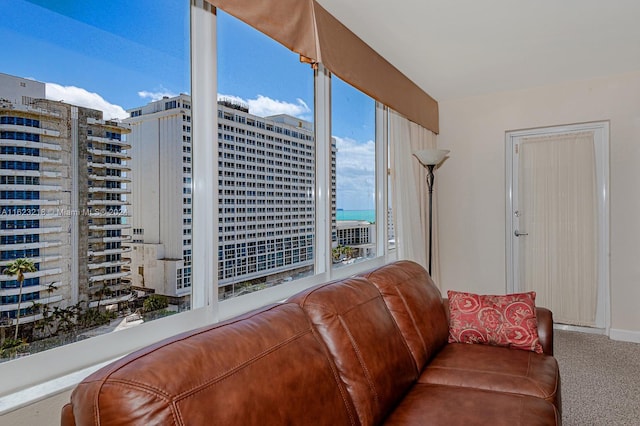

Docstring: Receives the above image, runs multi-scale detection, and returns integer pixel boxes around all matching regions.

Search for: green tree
[143,294,169,313]
[3,258,37,340]
[332,245,356,263]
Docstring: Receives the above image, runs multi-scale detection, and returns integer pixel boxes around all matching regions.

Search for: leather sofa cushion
[289,277,417,425]
[65,303,357,426]
[419,343,560,409]
[384,384,559,426]
[359,260,449,370]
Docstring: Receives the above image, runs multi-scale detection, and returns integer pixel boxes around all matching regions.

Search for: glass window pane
[0,0,190,360]
[217,11,315,300]
[331,77,377,268]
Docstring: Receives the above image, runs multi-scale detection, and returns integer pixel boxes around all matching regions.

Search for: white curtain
[389,110,441,284]
[519,131,598,326]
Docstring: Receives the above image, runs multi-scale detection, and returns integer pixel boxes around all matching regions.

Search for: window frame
[0,0,397,405]
[0,0,215,401]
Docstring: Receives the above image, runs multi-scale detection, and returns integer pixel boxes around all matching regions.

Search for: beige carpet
[554,329,640,425]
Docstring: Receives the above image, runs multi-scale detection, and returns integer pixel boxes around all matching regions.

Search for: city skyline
[1,1,377,211]
[0,2,381,361]
[0,78,377,352]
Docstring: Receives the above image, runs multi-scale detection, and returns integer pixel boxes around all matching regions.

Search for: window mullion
[191,0,217,318]
[375,102,388,258]
[314,64,332,277]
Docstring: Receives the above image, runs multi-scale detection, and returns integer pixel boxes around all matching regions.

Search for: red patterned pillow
[447,290,543,354]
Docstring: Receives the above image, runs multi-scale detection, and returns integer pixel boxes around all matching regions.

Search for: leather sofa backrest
[288,277,417,426]
[359,260,449,371]
[61,303,357,426]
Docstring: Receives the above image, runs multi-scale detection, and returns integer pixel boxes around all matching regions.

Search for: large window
[0,0,396,407]
[0,0,191,367]
[216,10,315,300]
[331,77,377,268]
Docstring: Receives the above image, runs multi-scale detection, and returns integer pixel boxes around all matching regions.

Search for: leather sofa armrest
[443,298,450,322]
[443,298,554,356]
[535,307,554,356]
[61,403,75,426]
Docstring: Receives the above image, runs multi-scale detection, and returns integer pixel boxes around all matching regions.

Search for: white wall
[1,389,71,426]
[127,118,161,242]
[437,70,640,340]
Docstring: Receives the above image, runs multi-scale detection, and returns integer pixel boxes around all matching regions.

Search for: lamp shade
[413,149,450,167]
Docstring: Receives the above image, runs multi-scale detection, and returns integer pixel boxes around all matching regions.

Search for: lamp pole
[413,149,449,277]
[426,164,436,276]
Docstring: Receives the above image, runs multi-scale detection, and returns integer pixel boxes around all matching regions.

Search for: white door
[506,122,609,329]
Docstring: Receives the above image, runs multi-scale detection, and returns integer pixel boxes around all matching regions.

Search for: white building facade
[0,73,132,330]
[216,101,318,298]
[125,95,331,300]
[124,93,357,300]
[124,95,192,304]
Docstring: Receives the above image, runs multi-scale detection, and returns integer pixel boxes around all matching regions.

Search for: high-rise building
[0,73,132,329]
[124,95,335,301]
[216,100,319,298]
[123,95,193,305]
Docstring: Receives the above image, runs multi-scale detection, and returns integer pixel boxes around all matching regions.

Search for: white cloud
[249,95,310,118]
[333,136,376,211]
[138,87,179,102]
[218,94,311,119]
[45,83,128,120]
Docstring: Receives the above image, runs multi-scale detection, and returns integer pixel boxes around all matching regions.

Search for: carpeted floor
[554,329,640,425]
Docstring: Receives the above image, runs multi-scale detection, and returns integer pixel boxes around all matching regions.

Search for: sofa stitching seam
[308,324,358,426]
[424,365,554,398]
[95,303,290,377]
[396,286,428,358]
[178,328,312,399]
[102,328,312,403]
[525,353,547,397]
[338,314,381,416]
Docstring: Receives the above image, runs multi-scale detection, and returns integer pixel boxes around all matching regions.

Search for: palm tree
[94,283,113,311]
[3,258,37,340]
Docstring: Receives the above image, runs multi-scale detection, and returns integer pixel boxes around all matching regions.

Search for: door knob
[514,230,528,237]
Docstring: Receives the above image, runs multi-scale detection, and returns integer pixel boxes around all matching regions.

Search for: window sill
[0,358,118,415]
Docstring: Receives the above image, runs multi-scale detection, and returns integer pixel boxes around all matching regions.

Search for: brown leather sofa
[61,260,561,425]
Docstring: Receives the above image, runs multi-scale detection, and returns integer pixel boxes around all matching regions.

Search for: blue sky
[0,1,376,211]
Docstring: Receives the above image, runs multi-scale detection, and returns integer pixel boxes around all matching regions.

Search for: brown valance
[205,0,439,134]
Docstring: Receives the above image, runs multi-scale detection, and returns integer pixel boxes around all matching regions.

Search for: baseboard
[553,324,605,335]
[609,328,640,343]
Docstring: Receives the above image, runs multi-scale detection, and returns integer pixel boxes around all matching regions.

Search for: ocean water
[336,209,376,223]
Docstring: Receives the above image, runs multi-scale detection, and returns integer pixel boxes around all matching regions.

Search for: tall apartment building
[125,95,335,301]
[123,95,193,305]
[217,100,320,298]
[0,73,132,330]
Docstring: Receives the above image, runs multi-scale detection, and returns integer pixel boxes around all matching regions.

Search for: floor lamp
[413,149,449,276]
